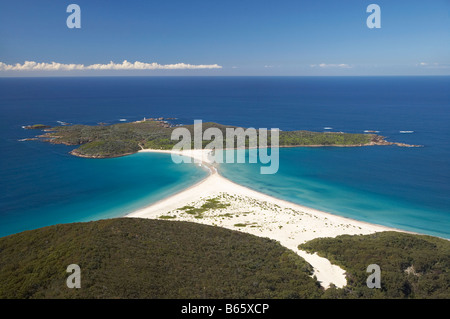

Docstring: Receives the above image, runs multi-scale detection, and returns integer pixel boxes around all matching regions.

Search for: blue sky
[0,0,449,76]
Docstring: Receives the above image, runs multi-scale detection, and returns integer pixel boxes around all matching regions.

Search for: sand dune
[127,149,399,289]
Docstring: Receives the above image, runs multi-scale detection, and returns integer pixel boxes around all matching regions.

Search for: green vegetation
[299,232,450,299]
[278,130,370,146]
[0,219,448,299]
[0,218,321,299]
[41,120,377,158]
[218,213,235,218]
[158,215,176,219]
[177,197,230,219]
[25,124,51,130]
[76,139,140,157]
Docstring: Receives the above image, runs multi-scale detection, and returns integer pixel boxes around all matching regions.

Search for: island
[24,124,52,130]
[26,118,421,159]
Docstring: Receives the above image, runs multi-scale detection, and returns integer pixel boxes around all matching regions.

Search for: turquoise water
[0,76,449,238]
[219,147,450,239]
[0,146,207,237]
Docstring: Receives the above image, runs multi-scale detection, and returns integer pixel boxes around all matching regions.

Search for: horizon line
[1,74,450,78]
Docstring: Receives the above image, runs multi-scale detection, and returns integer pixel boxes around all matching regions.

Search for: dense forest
[300,232,450,299]
[0,219,448,299]
[0,218,322,299]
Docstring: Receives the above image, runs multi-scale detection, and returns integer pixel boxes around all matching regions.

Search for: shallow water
[0,76,448,238]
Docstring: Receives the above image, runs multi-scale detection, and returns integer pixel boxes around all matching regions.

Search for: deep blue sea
[0,76,449,238]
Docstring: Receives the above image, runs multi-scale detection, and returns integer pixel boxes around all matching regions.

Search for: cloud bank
[0,60,223,71]
[310,63,352,69]
[418,62,449,69]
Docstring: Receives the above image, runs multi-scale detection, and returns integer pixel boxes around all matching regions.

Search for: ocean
[0,76,449,238]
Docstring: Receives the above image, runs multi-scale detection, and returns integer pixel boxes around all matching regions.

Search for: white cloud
[310,63,352,69]
[0,60,223,71]
[417,62,449,69]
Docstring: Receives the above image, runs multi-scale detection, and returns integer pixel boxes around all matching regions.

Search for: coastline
[127,148,405,289]
[33,124,422,161]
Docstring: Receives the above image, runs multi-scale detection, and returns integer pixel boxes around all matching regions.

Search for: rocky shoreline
[368,134,423,148]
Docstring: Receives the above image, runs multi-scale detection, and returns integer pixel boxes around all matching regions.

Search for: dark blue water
[0,76,449,238]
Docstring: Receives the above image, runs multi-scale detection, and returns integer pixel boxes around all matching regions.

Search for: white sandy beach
[127,149,399,289]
